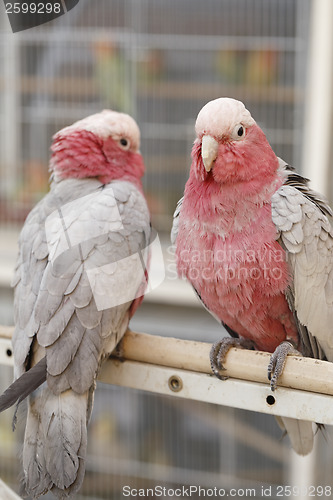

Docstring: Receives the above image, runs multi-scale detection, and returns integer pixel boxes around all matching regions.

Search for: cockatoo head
[50,110,145,184]
[192,98,278,184]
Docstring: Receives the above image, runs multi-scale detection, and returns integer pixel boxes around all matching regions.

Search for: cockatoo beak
[201,135,219,172]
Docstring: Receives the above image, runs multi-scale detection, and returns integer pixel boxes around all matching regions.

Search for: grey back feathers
[10,177,150,498]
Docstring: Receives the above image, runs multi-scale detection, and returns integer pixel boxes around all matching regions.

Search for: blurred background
[1,0,333,498]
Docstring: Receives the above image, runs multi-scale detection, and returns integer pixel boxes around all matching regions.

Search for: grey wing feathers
[171,196,183,245]
[272,162,333,361]
[282,160,333,218]
[284,287,327,360]
[12,178,150,394]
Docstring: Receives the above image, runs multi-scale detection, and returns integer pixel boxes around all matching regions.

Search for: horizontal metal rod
[1,326,333,423]
[2,325,333,396]
[0,30,300,52]
[99,359,333,424]
[0,478,21,499]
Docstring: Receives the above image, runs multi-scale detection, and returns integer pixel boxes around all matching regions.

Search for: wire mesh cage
[0,0,312,231]
[2,1,333,499]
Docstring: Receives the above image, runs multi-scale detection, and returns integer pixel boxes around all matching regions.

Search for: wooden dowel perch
[0,326,14,340]
[114,330,333,396]
[1,325,333,397]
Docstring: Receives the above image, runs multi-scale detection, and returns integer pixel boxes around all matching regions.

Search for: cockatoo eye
[231,124,246,141]
[119,137,130,149]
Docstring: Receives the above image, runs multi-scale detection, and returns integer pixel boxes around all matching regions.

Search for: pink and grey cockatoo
[1,110,151,497]
[171,97,333,455]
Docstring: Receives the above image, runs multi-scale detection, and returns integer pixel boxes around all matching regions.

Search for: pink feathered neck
[50,130,145,190]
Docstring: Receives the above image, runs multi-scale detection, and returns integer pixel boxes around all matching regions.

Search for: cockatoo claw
[210,337,254,380]
[268,340,300,391]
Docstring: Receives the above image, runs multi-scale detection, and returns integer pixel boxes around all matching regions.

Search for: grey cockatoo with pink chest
[172,97,333,455]
[1,110,151,498]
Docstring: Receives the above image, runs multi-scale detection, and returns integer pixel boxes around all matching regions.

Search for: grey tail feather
[277,416,314,455]
[0,357,47,414]
[23,388,89,498]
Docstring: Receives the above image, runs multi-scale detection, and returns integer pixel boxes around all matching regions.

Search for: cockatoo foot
[268,340,300,391]
[210,337,255,380]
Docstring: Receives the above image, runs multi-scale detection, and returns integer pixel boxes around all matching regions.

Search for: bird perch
[1,325,333,424]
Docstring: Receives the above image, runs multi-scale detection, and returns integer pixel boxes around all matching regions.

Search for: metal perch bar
[0,478,22,499]
[1,326,333,424]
